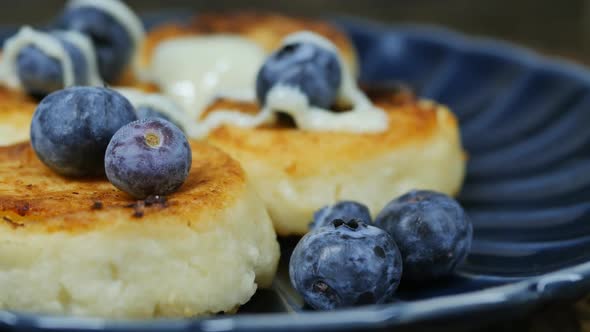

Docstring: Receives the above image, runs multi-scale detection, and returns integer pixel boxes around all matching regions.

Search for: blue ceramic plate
[2,15,590,332]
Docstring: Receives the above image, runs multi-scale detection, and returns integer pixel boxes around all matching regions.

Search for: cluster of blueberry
[290,190,473,310]
[31,86,191,199]
[12,1,137,96]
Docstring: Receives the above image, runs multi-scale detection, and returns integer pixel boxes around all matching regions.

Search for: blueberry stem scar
[144,132,161,148]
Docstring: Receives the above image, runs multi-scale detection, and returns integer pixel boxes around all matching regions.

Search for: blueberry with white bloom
[2,28,95,97]
[290,219,403,310]
[105,118,192,199]
[375,190,473,281]
[30,87,137,176]
[256,40,342,109]
[56,2,135,82]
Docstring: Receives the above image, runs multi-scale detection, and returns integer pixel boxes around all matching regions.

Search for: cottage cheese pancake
[202,92,466,235]
[0,141,279,318]
[132,13,467,235]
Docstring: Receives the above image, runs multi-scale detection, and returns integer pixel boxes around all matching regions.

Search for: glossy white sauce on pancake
[264,84,387,133]
[149,35,265,118]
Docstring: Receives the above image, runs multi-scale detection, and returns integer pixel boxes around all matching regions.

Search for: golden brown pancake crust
[0,87,36,144]
[0,141,245,233]
[138,12,358,76]
[0,86,35,114]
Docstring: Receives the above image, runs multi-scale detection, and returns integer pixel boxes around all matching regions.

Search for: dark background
[0,0,587,64]
[1,1,589,331]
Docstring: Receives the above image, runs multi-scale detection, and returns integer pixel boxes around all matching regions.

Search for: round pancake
[202,91,466,235]
[0,141,279,318]
[132,11,358,83]
[135,13,466,236]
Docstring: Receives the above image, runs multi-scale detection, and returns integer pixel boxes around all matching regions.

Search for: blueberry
[136,106,171,122]
[30,87,136,176]
[375,190,473,281]
[17,35,87,96]
[310,201,372,230]
[290,219,402,310]
[105,118,192,199]
[56,6,132,82]
[256,41,341,109]
[136,106,183,131]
